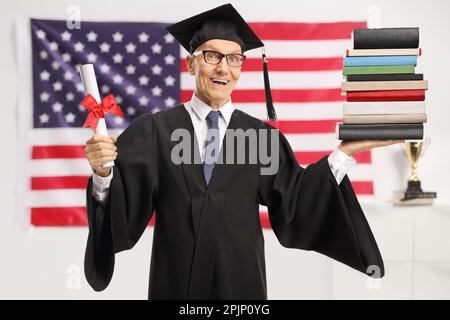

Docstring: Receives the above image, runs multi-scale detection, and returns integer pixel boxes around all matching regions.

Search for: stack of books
[337,27,427,140]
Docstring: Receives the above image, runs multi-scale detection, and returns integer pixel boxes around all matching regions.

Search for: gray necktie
[203,110,221,185]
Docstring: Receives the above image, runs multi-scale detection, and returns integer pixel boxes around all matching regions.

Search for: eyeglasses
[192,50,246,67]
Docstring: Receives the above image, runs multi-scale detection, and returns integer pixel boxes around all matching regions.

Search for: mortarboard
[166,3,277,121]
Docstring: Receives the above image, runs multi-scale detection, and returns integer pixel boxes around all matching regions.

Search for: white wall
[1,0,449,299]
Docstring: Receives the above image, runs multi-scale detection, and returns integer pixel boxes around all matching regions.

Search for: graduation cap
[167,3,277,121]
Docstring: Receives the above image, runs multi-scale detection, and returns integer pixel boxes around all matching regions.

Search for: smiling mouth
[210,78,230,86]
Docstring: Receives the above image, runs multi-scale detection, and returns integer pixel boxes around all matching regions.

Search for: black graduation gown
[84,104,384,299]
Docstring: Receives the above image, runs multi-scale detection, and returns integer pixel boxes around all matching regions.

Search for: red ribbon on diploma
[81,93,124,131]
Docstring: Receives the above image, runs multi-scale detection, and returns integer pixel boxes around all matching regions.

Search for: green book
[343,65,415,75]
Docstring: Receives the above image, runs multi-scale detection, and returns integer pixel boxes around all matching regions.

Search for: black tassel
[262,48,277,121]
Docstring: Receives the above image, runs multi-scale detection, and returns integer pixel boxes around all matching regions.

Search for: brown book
[343,113,427,124]
[342,80,428,92]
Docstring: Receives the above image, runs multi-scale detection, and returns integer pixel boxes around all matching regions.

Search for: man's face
[186,39,242,107]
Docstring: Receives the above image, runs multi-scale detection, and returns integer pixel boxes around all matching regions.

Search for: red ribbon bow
[81,93,124,131]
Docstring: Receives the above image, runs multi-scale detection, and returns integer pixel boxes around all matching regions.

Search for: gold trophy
[400,138,436,203]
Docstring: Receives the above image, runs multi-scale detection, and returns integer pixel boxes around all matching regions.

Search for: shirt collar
[189,93,234,126]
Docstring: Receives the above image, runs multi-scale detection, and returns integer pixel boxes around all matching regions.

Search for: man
[84,4,401,299]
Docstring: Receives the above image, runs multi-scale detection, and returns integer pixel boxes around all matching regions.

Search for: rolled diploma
[79,64,114,168]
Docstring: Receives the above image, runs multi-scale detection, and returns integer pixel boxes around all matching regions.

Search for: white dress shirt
[92,94,357,202]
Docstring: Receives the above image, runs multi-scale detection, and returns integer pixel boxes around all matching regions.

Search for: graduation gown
[84,104,384,299]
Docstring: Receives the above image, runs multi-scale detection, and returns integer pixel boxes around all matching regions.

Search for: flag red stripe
[31,207,88,226]
[31,176,88,190]
[180,57,344,72]
[295,150,371,164]
[32,145,85,159]
[351,181,374,194]
[181,89,345,103]
[248,22,367,40]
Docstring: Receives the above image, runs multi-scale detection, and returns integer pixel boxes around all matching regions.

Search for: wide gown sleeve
[257,126,384,278]
[84,114,159,291]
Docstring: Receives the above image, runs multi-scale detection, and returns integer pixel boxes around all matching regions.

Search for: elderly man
[84,4,401,299]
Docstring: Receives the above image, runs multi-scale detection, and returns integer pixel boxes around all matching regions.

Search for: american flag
[23,19,372,227]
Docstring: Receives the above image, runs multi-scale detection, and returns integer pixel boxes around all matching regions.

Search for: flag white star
[138,54,149,64]
[125,85,136,95]
[151,43,162,54]
[165,97,176,107]
[151,86,162,97]
[36,30,46,39]
[138,96,149,106]
[113,53,123,64]
[164,33,174,43]
[87,52,97,63]
[115,96,123,104]
[164,75,176,86]
[62,52,71,62]
[52,81,63,91]
[151,107,161,114]
[138,75,149,86]
[126,64,136,74]
[101,85,110,93]
[39,113,50,124]
[63,71,73,81]
[40,70,50,81]
[138,32,149,43]
[86,31,98,42]
[73,41,85,52]
[99,63,110,74]
[114,116,124,125]
[78,105,86,112]
[39,50,48,60]
[127,106,136,115]
[65,112,76,123]
[151,64,162,75]
[52,102,63,112]
[61,31,72,41]
[164,54,176,65]
[125,42,136,53]
[51,61,60,70]
[76,83,85,92]
[99,42,111,53]
[40,92,50,102]
[66,92,75,101]
[112,31,123,42]
[49,42,59,51]
[113,74,123,84]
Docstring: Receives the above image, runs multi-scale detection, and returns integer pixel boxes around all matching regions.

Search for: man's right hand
[85,134,118,177]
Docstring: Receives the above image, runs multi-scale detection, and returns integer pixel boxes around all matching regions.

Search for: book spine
[343,101,426,115]
[343,65,415,75]
[343,114,427,124]
[343,55,417,67]
[347,74,423,82]
[342,80,428,92]
[337,123,423,140]
[353,28,420,49]
[346,48,421,56]
[346,90,425,102]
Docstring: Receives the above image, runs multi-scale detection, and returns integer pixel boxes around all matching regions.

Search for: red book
[347,90,425,102]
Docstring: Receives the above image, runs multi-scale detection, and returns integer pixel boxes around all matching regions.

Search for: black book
[347,73,424,82]
[337,123,423,140]
[353,28,419,49]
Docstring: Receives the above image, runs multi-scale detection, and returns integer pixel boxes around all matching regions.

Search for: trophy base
[402,180,437,200]
[392,191,435,206]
